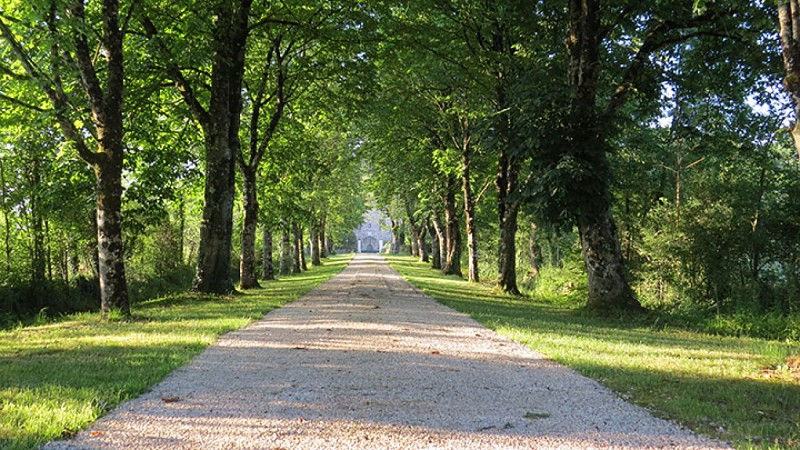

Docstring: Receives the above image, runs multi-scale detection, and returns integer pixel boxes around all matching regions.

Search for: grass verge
[0,254,352,450]
[386,255,800,450]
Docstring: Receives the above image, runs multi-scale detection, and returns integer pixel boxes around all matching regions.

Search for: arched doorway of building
[362,236,379,253]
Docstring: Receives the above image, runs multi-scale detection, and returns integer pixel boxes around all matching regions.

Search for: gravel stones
[44,254,729,449]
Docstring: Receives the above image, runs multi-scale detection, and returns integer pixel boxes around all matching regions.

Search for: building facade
[353,210,393,253]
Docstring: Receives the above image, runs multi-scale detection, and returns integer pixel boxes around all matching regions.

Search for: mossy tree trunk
[567,0,641,312]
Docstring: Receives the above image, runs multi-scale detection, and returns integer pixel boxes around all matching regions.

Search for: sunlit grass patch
[0,254,352,450]
[387,255,800,450]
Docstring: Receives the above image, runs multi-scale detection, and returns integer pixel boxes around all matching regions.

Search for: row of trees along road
[0,0,367,320]
[362,1,800,321]
[0,0,799,325]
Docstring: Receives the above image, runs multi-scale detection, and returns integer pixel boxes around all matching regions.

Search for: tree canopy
[0,0,797,327]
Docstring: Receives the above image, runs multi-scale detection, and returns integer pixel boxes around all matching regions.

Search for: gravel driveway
[45,254,729,449]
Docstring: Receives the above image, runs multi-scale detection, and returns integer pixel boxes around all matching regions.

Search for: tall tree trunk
[431,214,445,270]
[480,17,521,294]
[310,222,321,266]
[238,167,260,289]
[193,129,236,293]
[568,0,641,312]
[95,158,129,315]
[319,215,327,258]
[299,226,307,271]
[461,141,479,282]
[292,223,302,273]
[236,32,288,288]
[193,2,250,294]
[779,1,800,159]
[418,223,429,263]
[496,146,520,295]
[261,226,274,280]
[442,175,462,277]
[405,199,421,257]
[279,225,291,275]
[427,219,440,269]
[409,227,420,257]
[390,219,402,254]
[30,158,45,287]
[140,1,252,295]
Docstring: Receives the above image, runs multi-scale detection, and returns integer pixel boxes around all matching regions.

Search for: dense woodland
[0,0,798,338]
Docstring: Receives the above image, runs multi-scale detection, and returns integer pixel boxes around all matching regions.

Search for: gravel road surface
[45,254,729,449]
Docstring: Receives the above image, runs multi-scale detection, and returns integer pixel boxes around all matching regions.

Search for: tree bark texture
[779,1,800,159]
[491,36,520,294]
[427,219,440,269]
[319,216,328,258]
[404,199,422,258]
[29,158,45,287]
[292,223,302,273]
[461,140,479,283]
[496,142,520,295]
[418,224,429,263]
[568,0,642,312]
[279,225,291,275]
[96,162,129,315]
[299,227,307,271]
[390,219,402,254]
[193,1,251,294]
[261,227,274,280]
[238,167,260,289]
[442,175,462,277]
[579,208,642,311]
[88,0,129,315]
[310,223,321,266]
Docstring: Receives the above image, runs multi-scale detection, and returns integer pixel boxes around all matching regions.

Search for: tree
[0,0,130,316]
[560,0,642,312]
[140,0,252,294]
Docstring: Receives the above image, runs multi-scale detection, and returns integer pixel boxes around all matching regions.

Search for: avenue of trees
[362,1,800,327]
[0,0,367,320]
[0,0,799,333]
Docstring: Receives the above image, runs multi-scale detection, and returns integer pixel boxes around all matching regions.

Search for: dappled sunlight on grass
[0,254,353,450]
[386,255,800,450]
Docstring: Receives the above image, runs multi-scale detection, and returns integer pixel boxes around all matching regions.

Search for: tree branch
[0,92,48,112]
[69,0,106,126]
[605,10,735,116]
[0,15,99,164]
[138,13,210,129]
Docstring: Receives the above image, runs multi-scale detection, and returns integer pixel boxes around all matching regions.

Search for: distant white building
[354,210,393,253]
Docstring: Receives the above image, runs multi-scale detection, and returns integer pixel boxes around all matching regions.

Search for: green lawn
[0,254,352,450]
[386,255,800,450]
